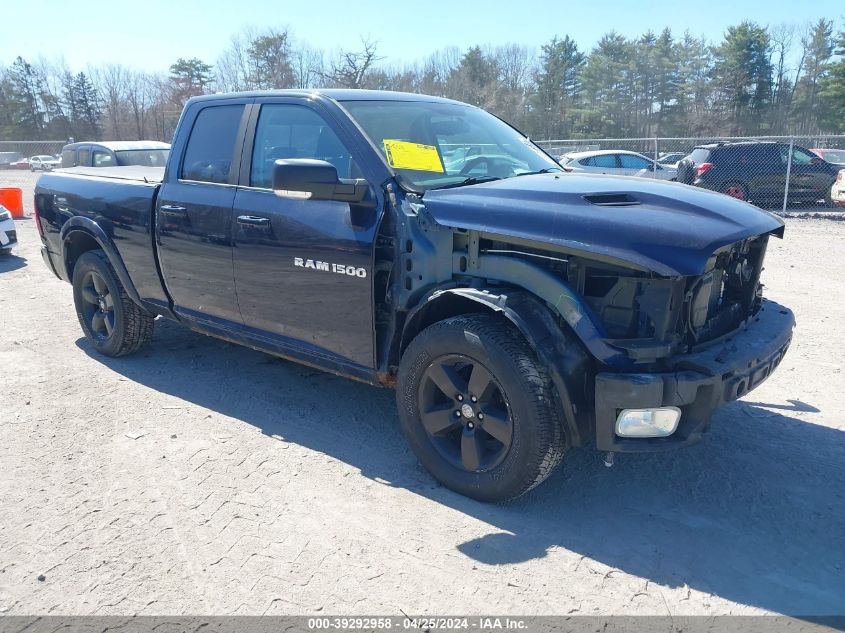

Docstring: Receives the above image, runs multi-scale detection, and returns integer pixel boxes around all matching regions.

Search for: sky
[3,0,843,72]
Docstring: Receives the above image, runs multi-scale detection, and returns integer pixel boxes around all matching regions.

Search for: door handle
[237,215,271,227]
[160,204,187,217]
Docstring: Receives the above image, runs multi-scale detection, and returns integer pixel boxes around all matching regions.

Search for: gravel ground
[1,171,843,616]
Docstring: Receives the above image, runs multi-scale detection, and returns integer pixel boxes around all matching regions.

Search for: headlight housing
[0,208,12,222]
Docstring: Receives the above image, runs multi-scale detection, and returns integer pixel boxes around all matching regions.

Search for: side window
[777,144,816,166]
[619,154,652,169]
[589,154,618,168]
[250,104,357,189]
[61,149,75,167]
[93,151,115,167]
[791,147,818,166]
[78,148,91,166]
[181,105,245,184]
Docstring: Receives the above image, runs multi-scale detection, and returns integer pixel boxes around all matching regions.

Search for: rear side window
[61,149,76,167]
[583,154,617,168]
[78,148,91,166]
[619,154,652,169]
[782,146,818,166]
[181,105,245,184]
[93,150,115,167]
[688,148,711,165]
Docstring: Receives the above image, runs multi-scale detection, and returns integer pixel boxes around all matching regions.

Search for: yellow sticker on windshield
[383,139,444,173]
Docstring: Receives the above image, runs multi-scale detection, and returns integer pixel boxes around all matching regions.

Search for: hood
[422,173,785,276]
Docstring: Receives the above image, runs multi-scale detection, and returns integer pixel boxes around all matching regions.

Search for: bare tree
[769,23,795,131]
[324,37,383,88]
[92,64,130,139]
[292,43,325,89]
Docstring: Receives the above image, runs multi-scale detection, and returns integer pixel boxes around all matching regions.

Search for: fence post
[653,137,659,176]
[782,138,793,213]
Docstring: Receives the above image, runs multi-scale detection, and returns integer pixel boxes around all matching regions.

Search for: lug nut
[470,395,477,403]
[467,422,474,429]
[456,394,464,402]
[454,410,462,417]
[477,412,484,420]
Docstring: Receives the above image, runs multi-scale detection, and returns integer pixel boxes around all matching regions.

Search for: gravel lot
[1,170,843,616]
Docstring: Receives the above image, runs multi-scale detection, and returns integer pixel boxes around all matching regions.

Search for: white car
[29,155,61,171]
[558,150,677,181]
[0,205,16,254]
[831,169,845,207]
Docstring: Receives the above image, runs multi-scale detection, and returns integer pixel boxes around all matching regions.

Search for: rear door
[231,99,379,368]
[155,100,250,325]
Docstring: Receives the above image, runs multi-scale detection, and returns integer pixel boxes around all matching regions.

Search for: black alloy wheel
[79,270,116,340]
[418,354,513,473]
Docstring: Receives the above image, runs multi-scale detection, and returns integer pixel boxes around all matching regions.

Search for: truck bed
[35,167,169,311]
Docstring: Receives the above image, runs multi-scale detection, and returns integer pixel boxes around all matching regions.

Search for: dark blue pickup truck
[34,90,794,501]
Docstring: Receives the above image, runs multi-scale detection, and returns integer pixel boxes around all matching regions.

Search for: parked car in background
[657,152,686,166]
[811,148,845,168]
[61,141,171,168]
[831,170,845,207]
[0,152,25,169]
[0,205,17,254]
[7,156,30,170]
[558,150,677,180]
[678,141,838,205]
[29,155,61,171]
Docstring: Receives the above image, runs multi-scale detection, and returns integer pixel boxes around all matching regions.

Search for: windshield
[340,100,560,191]
[115,149,170,167]
[820,149,845,164]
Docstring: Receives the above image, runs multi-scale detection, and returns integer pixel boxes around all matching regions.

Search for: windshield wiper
[512,168,561,177]
[429,176,502,191]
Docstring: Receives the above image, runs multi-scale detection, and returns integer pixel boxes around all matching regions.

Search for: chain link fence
[0,141,66,171]
[535,135,845,212]
[4,136,845,213]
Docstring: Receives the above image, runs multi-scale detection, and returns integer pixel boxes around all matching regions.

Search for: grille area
[684,235,767,345]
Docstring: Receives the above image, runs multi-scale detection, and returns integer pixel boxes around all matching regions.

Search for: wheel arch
[61,217,150,315]
[400,287,594,447]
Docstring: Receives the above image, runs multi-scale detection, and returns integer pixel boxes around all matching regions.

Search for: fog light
[615,407,681,438]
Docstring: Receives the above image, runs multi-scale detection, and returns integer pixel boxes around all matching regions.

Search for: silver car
[559,150,677,181]
[29,155,61,171]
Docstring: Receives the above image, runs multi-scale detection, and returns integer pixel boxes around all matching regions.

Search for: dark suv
[677,141,838,206]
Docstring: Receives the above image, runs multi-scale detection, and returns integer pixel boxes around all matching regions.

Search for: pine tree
[532,36,584,139]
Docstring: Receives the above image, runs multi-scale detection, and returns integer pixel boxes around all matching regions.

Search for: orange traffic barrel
[0,188,24,218]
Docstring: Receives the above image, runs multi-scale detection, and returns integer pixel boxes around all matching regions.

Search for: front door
[784,145,834,200]
[156,103,248,325]
[232,101,379,368]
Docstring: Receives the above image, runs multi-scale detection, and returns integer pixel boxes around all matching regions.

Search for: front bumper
[594,299,794,452]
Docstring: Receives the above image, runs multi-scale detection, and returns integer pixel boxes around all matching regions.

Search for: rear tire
[72,250,154,357]
[396,314,565,502]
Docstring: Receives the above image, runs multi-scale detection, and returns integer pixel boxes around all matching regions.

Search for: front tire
[396,314,565,502]
[72,250,154,356]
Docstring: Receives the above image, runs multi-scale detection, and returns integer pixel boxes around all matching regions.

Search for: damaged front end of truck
[375,173,795,453]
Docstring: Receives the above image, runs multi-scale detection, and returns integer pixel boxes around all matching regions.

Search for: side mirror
[272,159,373,206]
